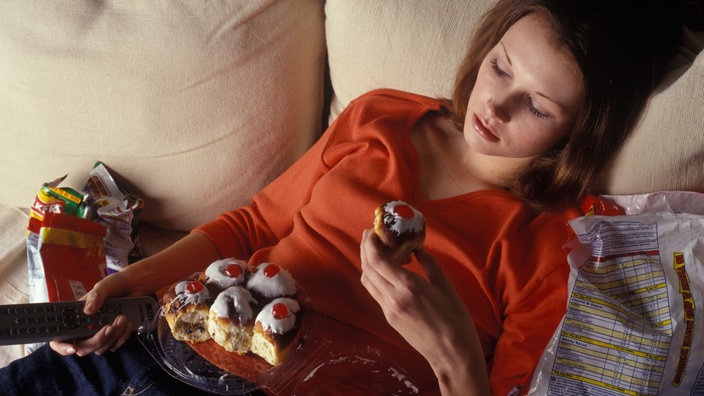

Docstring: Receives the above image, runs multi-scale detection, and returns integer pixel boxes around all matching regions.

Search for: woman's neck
[411,114,519,201]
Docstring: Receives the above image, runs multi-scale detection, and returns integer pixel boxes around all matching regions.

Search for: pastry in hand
[373,200,425,264]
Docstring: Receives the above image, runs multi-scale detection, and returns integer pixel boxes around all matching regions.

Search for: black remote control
[0,296,159,346]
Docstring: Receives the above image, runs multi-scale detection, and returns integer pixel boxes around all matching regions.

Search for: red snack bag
[27,212,107,302]
[579,195,624,216]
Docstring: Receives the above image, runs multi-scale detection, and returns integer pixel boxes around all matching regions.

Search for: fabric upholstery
[0,0,326,231]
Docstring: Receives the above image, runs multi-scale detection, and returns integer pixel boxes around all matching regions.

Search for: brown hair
[447,0,682,211]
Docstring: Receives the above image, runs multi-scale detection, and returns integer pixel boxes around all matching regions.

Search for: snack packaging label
[26,162,143,306]
[530,191,704,395]
[29,176,91,223]
[27,212,107,303]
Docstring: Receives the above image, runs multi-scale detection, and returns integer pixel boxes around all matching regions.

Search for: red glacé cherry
[186,281,204,294]
[263,264,280,278]
[272,303,289,319]
[393,204,414,219]
[224,264,243,278]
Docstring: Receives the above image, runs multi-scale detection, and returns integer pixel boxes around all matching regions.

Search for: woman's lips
[472,114,500,142]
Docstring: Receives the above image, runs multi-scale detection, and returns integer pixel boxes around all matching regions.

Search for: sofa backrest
[0,0,326,231]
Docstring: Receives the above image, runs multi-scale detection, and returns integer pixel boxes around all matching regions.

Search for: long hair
[447,0,682,211]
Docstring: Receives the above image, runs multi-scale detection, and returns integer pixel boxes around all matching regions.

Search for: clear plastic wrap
[138,314,270,395]
[137,306,424,395]
[137,297,330,395]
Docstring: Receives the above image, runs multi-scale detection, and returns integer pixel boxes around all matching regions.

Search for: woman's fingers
[360,230,392,298]
[95,317,134,355]
[414,248,452,289]
[49,313,133,357]
[49,340,79,356]
[110,321,135,352]
[78,315,132,356]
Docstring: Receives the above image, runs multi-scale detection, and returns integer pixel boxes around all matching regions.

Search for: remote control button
[62,307,81,329]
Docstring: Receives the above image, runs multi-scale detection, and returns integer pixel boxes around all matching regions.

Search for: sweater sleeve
[192,89,433,260]
[487,207,582,395]
[191,90,374,260]
[192,117,334,260]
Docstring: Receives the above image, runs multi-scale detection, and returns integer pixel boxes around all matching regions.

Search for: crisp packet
[27,212,107,303]
[26,162,144,306]
[83,162,144,273]
[25,210,108,353]
[530,191,704,395]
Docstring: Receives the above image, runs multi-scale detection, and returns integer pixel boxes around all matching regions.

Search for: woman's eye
[525,96,549,119]
[489,58,510,78]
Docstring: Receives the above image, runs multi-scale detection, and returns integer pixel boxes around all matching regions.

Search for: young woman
[359,1,683,394]
[0,0,681,395]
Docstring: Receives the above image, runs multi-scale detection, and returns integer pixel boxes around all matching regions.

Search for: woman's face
[465,13,584,160]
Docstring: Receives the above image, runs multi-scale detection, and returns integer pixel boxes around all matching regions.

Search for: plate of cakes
[139,258,324,395]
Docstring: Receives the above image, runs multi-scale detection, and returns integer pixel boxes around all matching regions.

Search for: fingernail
[66,347,76,355]
[104,325,112,337]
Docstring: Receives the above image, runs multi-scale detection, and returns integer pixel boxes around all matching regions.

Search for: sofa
[0,0,702,379]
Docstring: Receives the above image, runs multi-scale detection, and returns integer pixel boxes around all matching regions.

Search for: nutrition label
[547,221,673,396]
[530,196,704,396]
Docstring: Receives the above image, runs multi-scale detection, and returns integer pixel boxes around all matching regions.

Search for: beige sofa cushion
[325,0,704,197]
[0,0,325,231]
[325,0,493,120]
[0,204,30,366]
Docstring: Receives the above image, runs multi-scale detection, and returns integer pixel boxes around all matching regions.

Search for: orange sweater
[194,89,582,395]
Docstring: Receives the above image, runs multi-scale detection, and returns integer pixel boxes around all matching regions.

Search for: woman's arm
[359,230,490,396]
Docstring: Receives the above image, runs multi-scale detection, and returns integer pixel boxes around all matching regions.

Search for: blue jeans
[0,336,265,395]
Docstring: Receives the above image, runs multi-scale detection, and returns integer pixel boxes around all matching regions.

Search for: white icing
[256,297,300,334]
[246,263,297,298]
[210,286,257,324]
[204,258,247,290]
[383,200,424,235]
[172,280,210,306]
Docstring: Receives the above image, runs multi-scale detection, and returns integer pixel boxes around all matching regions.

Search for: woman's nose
[487,97,511,123]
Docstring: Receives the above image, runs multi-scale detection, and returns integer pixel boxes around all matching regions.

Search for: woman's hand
[49,271,138,357]
[360,229,490,395]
